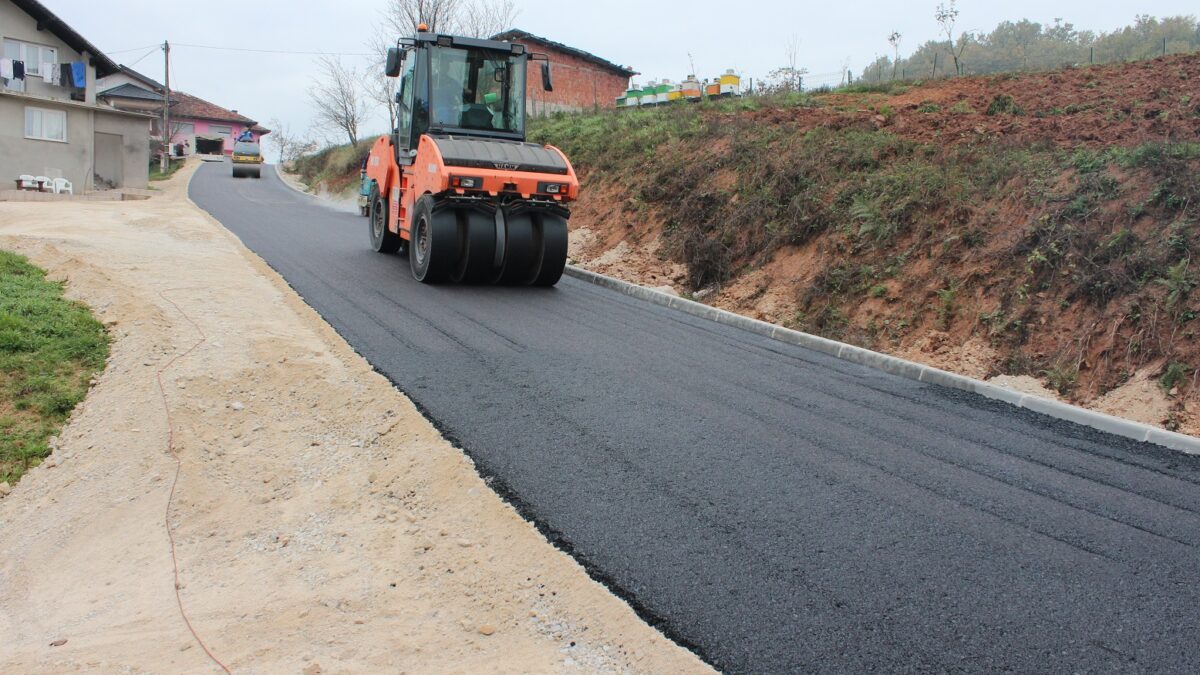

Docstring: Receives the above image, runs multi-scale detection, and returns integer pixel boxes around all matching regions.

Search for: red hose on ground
[155,290,232,674]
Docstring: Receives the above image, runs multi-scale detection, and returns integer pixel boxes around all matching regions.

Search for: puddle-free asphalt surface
[192,162,1200,672]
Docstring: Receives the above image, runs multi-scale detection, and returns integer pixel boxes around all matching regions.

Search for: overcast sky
[42,0,1200,142]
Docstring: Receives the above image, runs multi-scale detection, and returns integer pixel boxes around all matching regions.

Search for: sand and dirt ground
[0,161,708,673]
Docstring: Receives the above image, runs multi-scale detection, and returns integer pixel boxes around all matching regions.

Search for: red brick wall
[511,40,631,115]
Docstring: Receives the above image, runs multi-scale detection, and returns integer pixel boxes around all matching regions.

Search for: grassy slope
[530,56,1200,413]
[291,140,376,195]
[0,251,109,484]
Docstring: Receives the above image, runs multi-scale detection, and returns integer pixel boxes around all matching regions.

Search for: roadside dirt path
[0,161,708,673]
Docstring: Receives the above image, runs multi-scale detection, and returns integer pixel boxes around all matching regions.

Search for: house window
[208,125,232,137]
[174,122,195,137]
[4,39,58,77]
[24,107,67,142]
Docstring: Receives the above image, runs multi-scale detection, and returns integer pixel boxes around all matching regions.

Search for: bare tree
[382,0,461,34]
[785,34,801,90]
[935,1,969,76]
[381,0,518,39]
[309,55,370,147]
[366,29,400,130]
[267,117,317,164]
[458,0,518,38]
[888,31,903,80]
[768,34,807,92]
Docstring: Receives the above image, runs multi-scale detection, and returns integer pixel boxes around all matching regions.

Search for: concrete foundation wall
[0,97,92,189]
[95,110,149,188]
[0,99,150,190]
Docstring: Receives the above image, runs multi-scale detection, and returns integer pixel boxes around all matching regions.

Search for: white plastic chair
[18,174,36,190]
[35,176,52,192]
[53,177,73,195]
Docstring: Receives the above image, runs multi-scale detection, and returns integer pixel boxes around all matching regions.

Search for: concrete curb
[563,265,1200,456]
[274,163,316,196]
[273,163,317,198]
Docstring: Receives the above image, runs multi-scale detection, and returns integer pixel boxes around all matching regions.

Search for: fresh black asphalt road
[191,161,1200,673]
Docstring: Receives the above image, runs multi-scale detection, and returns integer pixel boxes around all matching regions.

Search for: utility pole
[161,40,170,173]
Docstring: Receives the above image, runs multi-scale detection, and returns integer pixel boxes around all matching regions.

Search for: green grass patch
[149,158,185,181]
[840,81,910,95]
[0,251,108,485]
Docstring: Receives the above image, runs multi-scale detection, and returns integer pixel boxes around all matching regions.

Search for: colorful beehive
[704,79,721,98]
[624,86,641,107]
[719,69,741,97]
[680,75,702,101]
[650,81,669,105]
[665,80,684,103]
[640,81,657,106]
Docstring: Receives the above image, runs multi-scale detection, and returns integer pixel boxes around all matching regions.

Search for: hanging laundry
[42,63,53,84]
[70,62,85,87]
[50,64,60,86]
[60,63,73,87]
[13,60,25,80]
[0,58,12,80]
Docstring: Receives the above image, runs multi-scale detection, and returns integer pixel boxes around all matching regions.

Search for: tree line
[862,12,1200,83]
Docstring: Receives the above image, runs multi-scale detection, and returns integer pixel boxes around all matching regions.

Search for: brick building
[492,29,635,115]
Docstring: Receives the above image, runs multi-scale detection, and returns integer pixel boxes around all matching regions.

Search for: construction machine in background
[231,140,263,178]
[361,25,577,286]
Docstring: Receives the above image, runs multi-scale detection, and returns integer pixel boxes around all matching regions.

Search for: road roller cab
[231,141,263,179]
[363,26,577,286]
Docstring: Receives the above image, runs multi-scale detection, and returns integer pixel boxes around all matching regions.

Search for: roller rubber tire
[409,196,457,283]
[232,166,243,178]
[369,190,400,254]
[530,213,569,287]
[452,209,497,284]
[492,210,537,285]
[251,167,261,179]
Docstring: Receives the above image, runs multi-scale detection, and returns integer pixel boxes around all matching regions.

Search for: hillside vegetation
[291,139,375,195]
[861,14,1200,80]
[531,54,1200,429]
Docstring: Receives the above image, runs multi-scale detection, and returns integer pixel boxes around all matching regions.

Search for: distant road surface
[191,161,1200,673]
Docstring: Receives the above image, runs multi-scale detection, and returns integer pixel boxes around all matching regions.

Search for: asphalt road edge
[563,265,1200,456]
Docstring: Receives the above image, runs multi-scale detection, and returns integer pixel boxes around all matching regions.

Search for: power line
[125,45,159,69]
[106,43,160,54]
[171,42,374,56]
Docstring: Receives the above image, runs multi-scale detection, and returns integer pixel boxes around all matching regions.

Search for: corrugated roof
[10,0,119,76]
[491,29,636,77]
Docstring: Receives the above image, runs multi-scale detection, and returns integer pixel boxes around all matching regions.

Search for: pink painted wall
[169,118,263,155]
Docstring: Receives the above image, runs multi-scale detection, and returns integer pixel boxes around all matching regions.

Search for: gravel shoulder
[0,160,708,673]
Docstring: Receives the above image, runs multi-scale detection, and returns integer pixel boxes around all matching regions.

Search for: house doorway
[195,136,224,155]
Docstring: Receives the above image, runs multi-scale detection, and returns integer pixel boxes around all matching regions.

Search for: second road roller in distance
[361,25,578,286]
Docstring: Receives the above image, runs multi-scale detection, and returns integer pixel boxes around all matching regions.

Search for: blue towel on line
[71,62,84,87]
